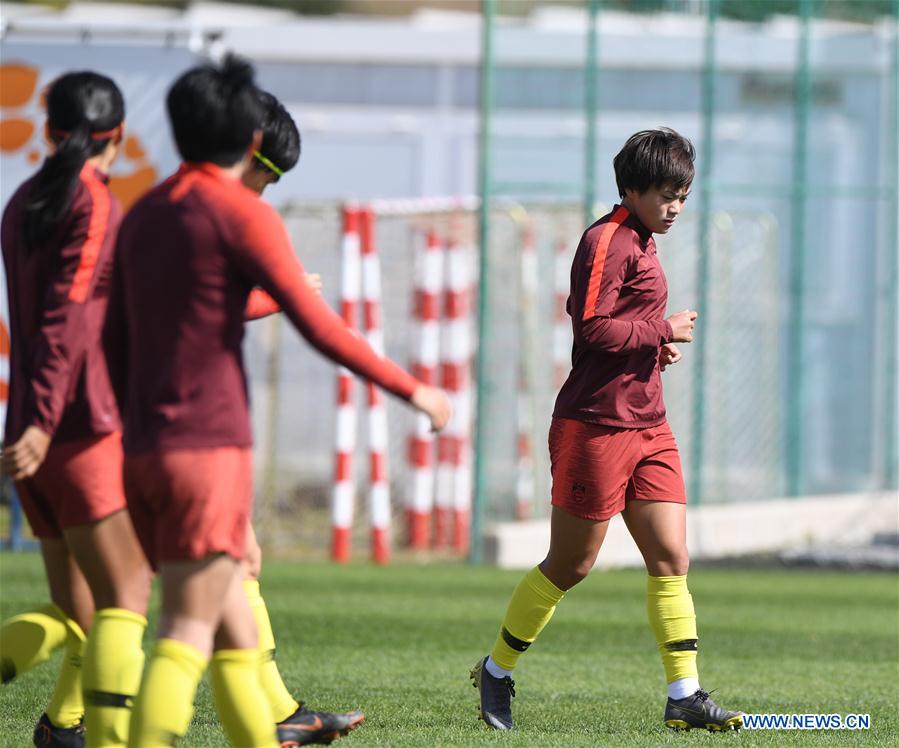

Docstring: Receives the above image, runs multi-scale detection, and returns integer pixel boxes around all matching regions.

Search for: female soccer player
[470,129,743,733]
[0,71,152,747]
[105,57,450,747]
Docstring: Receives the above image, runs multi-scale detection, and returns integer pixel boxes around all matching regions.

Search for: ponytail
[25,124,95,248]
[22,71,124,251]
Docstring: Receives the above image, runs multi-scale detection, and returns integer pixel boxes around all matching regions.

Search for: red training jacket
[553,205,674,428]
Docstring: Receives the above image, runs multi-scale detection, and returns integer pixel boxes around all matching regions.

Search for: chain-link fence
[475,0,898,544]
[252,200,783,555]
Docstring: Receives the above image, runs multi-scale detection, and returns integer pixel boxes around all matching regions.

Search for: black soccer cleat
[664,689,744,732]
[32,713,85,748]
[276,703,364,746]
[470,656,515,730]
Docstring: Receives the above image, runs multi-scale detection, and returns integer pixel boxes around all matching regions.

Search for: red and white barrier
[444,232,475,553]
[406,230,443,549]
[516,219,537,520]
[333,199,478,561]
[332,205,361,562]
[359,207,392,564]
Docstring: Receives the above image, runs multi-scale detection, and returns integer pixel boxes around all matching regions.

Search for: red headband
[47,123,124,143]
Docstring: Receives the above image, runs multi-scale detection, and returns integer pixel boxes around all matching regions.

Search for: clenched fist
[666,309,698,343]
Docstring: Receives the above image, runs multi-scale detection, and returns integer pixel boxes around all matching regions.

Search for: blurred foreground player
[240,90,367,746]
[104,57,450,747]
[470,129,743,733]
[0,72,152,747]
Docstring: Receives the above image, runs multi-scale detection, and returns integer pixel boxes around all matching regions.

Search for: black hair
[613,128,695,199]
[25,71,124,249]
[255,90,301,177]
[166,54,264,167]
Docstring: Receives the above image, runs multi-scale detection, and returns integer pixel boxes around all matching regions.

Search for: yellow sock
[83,608,147,747]
[490,566,566,671]
[647,575,699,683]
[210,649,278,748]
[244,579,299,722]
[45,615,87,729]
[0,604,68,683]
[128,639,206,748]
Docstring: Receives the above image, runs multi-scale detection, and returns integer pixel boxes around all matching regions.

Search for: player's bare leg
[40,539,94,637]
[620,499,688,577]
[23,540,92,746]
[540,505,611,590]
[622,500,743,731]
[65,511,151,746]
[64,511,150,619]
[129,556,276,747]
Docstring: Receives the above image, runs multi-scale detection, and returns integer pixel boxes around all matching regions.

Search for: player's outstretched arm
[227,200,451,428]
[244,274,321,321]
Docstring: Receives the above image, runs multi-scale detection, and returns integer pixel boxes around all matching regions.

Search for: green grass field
[1,552,896,746]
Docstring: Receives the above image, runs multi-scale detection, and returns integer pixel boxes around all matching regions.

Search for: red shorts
[549,417,686,521]
[16,431,127,539]
[123,447,252,569]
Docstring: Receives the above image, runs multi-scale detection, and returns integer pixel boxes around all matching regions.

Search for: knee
[107,563,153,615]
[213,608,259,651]
[649,548,690,577]
[540,556,594,591]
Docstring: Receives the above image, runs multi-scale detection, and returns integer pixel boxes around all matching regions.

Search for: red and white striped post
[433,236,453,550]
[516,220,537,519]
[359,206,392,564]
[332,205,362,562]
[406,230,443,549]
[553,234,572,389]
[444,232,474,554]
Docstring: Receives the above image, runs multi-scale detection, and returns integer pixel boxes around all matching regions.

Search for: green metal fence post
[689,0,718,506]
[885,0,899,489]
[470,0,496,564]
[583,0,600,226]
[787,0,813,497]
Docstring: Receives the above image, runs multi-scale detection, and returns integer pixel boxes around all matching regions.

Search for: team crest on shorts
[571,482,586,503]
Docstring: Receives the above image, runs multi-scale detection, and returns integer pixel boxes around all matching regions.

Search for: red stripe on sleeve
[68,169,111,303]
[582,205,630,321]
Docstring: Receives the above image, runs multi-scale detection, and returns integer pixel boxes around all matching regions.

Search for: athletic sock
[210,649,279,748]
[0,604,68,683]
[484,657,513,679]
[44,615,87,729]
[244,579,299,722]
[489,566,566,672]
[647,575,700,691]
[83,608,147,746]
[128,638,206,748]
[668,677,701,700]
